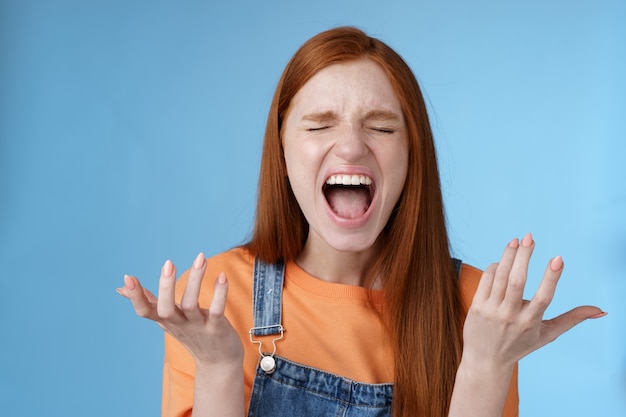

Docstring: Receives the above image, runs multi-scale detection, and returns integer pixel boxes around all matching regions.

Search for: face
[282,59,409,256]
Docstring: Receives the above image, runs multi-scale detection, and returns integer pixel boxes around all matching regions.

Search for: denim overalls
[246,257,461,417]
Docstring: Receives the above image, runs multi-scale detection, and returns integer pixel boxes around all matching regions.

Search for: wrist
[192,358,244,417]
[194,356,243,378]
[448,357,514,417]
[457,354,515,379]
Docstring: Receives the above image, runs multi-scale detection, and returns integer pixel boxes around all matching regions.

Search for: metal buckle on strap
[248,325,284,374]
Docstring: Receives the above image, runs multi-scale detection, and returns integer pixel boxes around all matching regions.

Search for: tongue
[326,187,370,219]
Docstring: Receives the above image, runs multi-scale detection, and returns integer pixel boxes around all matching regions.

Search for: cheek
[383,155,409,208]
[380,145,409,186]
[394,140,410,183]
[284,139,323,176]
[398,153,409,186]
[282,134,298,170]
[283,144,306,180]
[283,145,314,202]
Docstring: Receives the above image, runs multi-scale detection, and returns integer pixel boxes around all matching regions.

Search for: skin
[281,59,409,286]
[449,234,604,416]
[117,59,605,417]
[117,254,244,417]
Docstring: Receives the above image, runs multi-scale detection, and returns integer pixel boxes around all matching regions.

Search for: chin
[324,232,380,254]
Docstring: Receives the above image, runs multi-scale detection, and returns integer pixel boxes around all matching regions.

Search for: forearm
[191,363,245,417]
[448,357,514,417]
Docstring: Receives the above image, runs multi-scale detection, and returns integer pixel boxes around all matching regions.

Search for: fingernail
[193,253,205,270]
[508,238,519,248]
[589,312,607,319]
[123,274,136,290]
[162,260,174,277]
[217,272,227,285]
[549,255,564,272]
[521,233,533,247]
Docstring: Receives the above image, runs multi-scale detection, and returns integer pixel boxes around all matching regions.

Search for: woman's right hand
[117,253,244,369]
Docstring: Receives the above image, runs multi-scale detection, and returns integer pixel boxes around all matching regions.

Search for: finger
[503,233,534,303]
[489,237,520,302]
[123,275,158,320]
[473,262,498,303]
[118,285,156,302]
[156,260,183,321]
[527,255,564,319]
[180,252,206,320]
[540,305,606,345]
[208,272,229,320]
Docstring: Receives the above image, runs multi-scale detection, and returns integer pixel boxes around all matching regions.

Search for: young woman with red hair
[118,27,605,417]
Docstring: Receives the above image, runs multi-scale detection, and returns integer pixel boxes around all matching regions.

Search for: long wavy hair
[245,26,464,417]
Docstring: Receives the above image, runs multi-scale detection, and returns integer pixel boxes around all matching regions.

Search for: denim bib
[246,257,461,416]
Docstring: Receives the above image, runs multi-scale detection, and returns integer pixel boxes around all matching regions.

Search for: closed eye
[308,126,331,132]
[371,127,395,134]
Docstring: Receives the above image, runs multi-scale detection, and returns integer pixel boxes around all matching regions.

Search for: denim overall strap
[452,257,462,275]
[250,257,285,337]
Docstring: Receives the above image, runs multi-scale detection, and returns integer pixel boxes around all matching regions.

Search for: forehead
[287,59,403,117]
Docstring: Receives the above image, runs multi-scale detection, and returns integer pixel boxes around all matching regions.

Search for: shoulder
[457,263,484,311]
[206,246,255,273]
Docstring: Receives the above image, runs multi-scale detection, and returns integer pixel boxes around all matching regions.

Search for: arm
[448,233,605,417]
[118,254,245,417]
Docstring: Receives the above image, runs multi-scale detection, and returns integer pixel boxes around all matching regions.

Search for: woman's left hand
[462,232,605,369]
[449,233,605,417]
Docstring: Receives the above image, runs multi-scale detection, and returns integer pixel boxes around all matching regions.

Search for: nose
[332,125,369,162]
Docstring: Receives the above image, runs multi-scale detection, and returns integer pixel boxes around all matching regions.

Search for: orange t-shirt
[162,247,518,416]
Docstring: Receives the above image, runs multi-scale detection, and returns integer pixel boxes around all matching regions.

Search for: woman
[117,27,605,417]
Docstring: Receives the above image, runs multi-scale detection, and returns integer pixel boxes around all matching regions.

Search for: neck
[295,239,379,288]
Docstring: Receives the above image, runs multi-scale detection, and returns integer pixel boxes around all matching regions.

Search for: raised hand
[117,253,245,416]
[116,253,244,368]
[448,234,606,417]
[461,233,605,368]
[449,233,605,417]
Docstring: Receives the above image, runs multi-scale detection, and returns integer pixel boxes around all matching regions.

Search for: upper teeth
[326,175,373,186]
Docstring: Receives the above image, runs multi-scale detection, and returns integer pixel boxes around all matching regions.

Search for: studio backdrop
[0,1,624,416]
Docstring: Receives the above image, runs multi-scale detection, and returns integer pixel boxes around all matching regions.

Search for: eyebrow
[301,110,402,123]
[363,110,403,123]
[301,111,338,123]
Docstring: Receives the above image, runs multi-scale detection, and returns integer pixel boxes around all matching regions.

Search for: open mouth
[323,174,374,219]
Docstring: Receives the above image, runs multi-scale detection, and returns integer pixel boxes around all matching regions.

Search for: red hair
[246,27,464,417]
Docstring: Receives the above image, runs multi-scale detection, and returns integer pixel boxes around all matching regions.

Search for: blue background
[1,0,624,415]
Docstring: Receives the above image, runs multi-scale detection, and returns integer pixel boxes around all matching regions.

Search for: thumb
[541,305,606,344]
